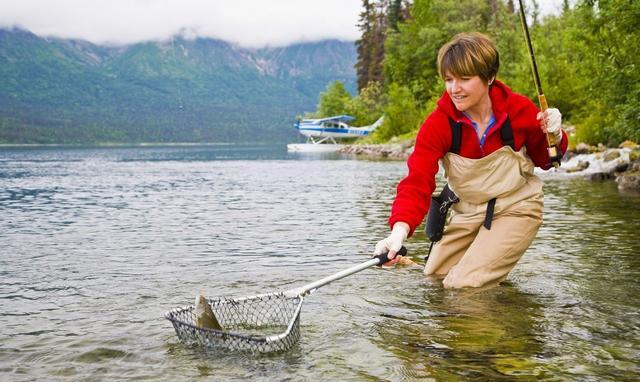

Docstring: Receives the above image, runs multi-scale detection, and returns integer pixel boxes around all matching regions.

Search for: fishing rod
[518,0,562,167]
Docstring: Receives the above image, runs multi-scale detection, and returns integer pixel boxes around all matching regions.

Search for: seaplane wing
[314,115,356,124]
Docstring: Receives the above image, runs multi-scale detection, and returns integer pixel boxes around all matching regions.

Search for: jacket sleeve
[388,113,449,237]
[519,99,569,170]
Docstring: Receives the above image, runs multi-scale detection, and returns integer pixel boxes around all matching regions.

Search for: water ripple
[0,146,638,381]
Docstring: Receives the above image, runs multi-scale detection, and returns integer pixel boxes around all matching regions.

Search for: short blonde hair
[437,32,499,82]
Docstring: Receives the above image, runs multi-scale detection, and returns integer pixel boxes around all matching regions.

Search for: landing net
[165,292,303,353]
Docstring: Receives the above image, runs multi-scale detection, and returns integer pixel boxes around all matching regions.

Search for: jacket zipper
[456,112,509,157]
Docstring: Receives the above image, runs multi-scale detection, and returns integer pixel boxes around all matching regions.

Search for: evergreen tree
[356,0,406,92]
[367,2,387,87]
[388,0,403,31]
[356,0,376,91]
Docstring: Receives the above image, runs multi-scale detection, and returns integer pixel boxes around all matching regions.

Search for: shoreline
[339,140,640,192]
[0,142,275,148]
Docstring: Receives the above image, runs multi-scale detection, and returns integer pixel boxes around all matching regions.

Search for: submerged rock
[617,161,640,192]
[589,172,612,181]
[617,173,640,190]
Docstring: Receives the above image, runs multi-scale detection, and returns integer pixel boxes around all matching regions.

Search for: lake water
[1,145,639,381]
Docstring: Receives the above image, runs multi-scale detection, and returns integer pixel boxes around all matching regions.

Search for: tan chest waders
[424,118,544,288]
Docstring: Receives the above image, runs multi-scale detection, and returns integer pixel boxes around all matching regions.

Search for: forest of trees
[316,0,639,146]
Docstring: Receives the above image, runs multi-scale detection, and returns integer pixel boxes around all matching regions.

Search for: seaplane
[287,115,384,152]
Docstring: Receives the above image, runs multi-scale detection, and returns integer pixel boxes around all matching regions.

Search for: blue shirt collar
[463,112,496,147]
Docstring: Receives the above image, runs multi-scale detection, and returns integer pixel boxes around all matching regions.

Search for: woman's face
[444,73,491,113]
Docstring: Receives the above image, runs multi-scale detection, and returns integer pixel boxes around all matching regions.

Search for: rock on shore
[560,142,640,192]
[339,140,640,192]
[338,139,414,160]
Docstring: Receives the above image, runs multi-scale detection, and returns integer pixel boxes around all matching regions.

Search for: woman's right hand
[374,222,410,266]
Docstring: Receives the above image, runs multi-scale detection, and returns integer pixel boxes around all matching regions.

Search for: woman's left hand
[537,108,563,142]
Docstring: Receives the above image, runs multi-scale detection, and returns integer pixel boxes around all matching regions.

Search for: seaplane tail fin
[369,115,385,130]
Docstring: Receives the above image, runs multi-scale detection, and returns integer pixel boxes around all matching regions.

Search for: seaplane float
[287,115,384,153]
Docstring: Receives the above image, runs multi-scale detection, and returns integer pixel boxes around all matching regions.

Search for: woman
[374,32,567,288]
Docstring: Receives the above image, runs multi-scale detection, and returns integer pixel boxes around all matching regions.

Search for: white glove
[374,222,409,262]
[545,108,563,142]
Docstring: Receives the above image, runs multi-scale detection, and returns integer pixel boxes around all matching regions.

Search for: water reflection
[372,283,545,380]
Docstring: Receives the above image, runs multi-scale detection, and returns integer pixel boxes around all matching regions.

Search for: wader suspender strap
[449,118,462,154]
[447,116,515,230]
[499,117,516,150]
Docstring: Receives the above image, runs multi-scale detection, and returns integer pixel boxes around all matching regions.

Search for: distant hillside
[0,28,356,144]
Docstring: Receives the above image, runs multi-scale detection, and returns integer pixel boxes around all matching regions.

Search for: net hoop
[165,292,304,353]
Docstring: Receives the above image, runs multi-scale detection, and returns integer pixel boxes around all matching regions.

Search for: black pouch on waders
[424,184,459,260]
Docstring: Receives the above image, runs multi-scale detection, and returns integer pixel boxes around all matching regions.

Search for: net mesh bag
[165,292,303,353]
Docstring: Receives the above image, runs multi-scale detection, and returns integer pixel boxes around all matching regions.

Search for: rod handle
[539,94,562,167]
[538,94,548,111]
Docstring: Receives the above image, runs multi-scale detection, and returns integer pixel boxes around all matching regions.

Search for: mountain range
[0,28,357,144]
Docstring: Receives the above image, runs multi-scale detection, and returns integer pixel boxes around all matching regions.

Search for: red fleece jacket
[388,80,568,236]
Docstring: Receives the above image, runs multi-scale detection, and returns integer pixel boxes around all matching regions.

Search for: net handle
[285,247,407,297]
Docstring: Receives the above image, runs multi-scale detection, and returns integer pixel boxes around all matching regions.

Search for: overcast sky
[0,0,566,48]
